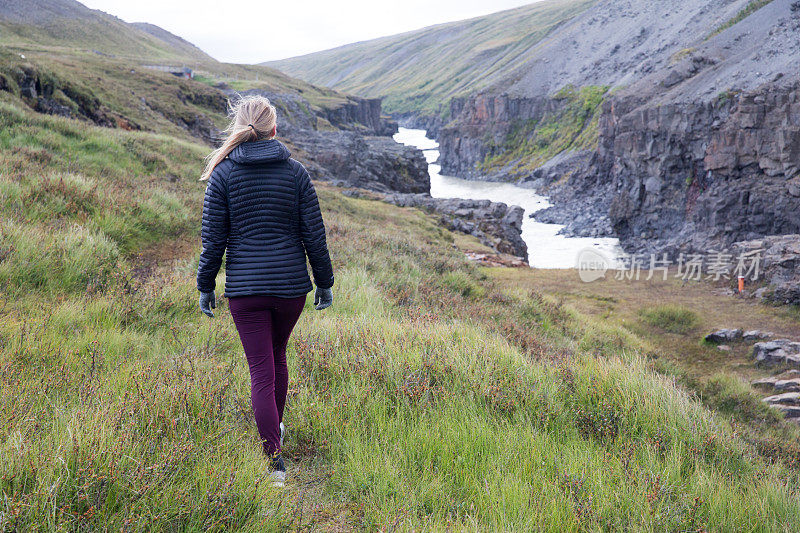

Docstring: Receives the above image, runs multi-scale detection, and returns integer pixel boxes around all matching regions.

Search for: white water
[393,127,623,269]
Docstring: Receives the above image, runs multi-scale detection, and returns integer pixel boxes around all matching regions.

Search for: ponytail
[200,95,277,181]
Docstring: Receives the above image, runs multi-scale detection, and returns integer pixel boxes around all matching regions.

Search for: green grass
[267,0,596,116]
[2,93,800,530]
[639,305,700,334]
[0,17,212,64]
[0,96,204,261]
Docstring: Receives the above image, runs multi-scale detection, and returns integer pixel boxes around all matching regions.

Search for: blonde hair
[200,94,278,181]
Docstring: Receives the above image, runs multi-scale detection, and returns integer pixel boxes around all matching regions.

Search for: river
[393,127,623,269]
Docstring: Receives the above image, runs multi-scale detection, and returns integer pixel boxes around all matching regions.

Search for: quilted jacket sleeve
[297,164,334,289]
[196,161,230,293]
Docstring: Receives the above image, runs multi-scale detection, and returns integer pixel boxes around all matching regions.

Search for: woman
[196,95,334,488]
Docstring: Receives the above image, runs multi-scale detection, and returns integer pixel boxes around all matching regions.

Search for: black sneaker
[269,454,285,488]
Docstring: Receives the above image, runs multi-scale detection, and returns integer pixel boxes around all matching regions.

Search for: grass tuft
[639,305,700,334]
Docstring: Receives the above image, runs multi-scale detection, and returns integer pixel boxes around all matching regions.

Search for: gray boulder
[705,329,743,344]
[743,330,773,341]
[751,370,800,390]
[773,405,800,418]
[774,378,800,392]
[753,339,800,366]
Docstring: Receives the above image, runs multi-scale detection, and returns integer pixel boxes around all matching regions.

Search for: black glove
[314,287,333,311]
[199,290,216,317]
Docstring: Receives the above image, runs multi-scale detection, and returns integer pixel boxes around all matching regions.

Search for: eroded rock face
[733,235,800,305]
[438,94,562,178]
[322,97,398,136]
[595,82,800,254]
[524,80,800,299]
[291,130,430,194]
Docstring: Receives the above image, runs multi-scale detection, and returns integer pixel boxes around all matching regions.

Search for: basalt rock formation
[531,80,800,302]
[290,130,430,194]
[378,193,528,260]
[598,81,800,255]
[438,94,562,179]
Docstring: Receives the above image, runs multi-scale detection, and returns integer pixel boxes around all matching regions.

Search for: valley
[273,0,800,306]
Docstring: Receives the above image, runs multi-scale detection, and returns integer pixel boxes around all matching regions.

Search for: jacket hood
[228,139,291,165]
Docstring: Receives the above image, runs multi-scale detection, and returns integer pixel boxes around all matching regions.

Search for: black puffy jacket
[196,139,334,298]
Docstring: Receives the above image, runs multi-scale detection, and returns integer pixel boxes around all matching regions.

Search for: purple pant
[228,294,306,457]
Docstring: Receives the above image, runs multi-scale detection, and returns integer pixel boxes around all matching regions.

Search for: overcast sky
[80,0,539,64]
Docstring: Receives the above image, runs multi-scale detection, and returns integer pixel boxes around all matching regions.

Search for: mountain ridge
[265,0,595,115]
[0,0,215,63]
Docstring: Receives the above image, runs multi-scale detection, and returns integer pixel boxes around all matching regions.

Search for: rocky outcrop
[753,370,800,390]
[753,369,800,422]
[744,330,773,341]
[753,339,800,367]
[591,82,800,255]
[380,193,528,260]
[732,235,800,305]
[290,130,429,194]
[4,64,113,125]
[322,97,397,136]
[523,81,800,272]
[705,329,743,344]
[763,392,800,419]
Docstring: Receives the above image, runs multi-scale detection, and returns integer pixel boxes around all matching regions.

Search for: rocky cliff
[437,94,563,179]
[427,0,800,301]
[322,97,397,136]
[598,81,800,255]
[288,129,430,194]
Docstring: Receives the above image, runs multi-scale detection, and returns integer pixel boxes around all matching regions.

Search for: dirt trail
[130,234,198,281]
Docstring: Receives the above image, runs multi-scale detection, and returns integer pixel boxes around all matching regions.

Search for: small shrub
[440,270,485,299]
[703,373,780,423]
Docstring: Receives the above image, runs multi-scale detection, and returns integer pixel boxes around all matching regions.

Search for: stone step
[763,392,800,405]
[751,370,800,390]
[773,405,800,418]
[774,378,800,392]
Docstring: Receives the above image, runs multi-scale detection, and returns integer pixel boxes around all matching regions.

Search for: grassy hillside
[3,86,800,530]
[0,0,214,63]
[0,44,369,152]
[266,0,594,116]
[0,0,358,133]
